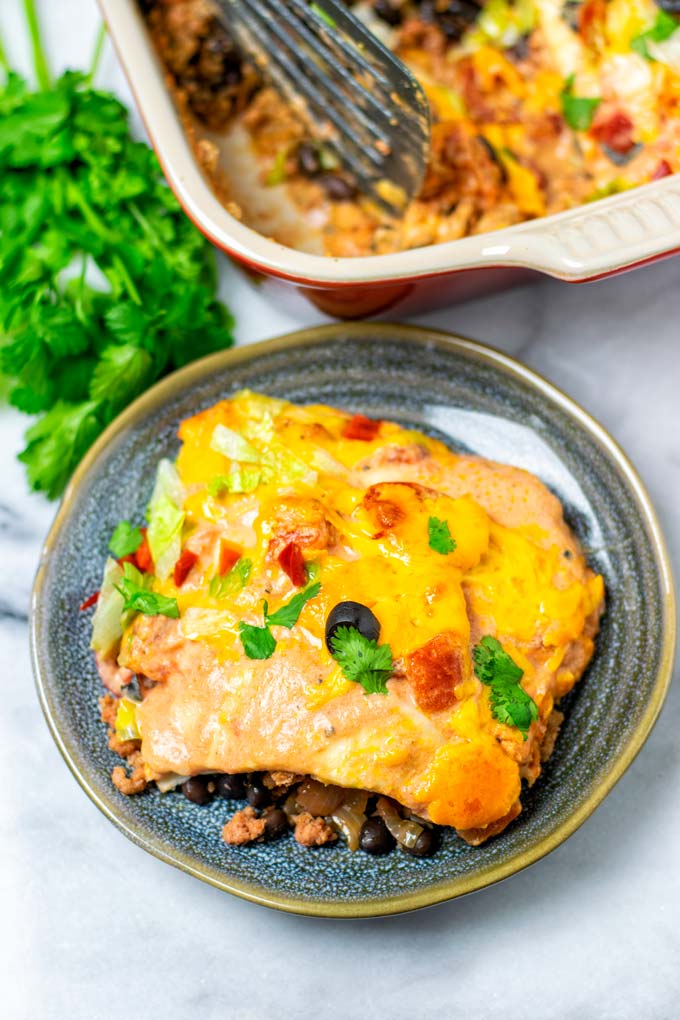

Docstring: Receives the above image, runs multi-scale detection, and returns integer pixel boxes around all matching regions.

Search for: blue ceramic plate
[31,324,675,917]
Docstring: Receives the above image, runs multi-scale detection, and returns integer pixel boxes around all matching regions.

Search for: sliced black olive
[326,601,380,651]
[182,777,212,805]
[402,826,442,858]
[655,2,680,14]
[245,773,272,809]
[263,808,289,841]
[214,773,246,799]
[359,816,396,855]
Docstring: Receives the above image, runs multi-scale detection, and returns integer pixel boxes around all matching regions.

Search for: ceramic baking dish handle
[504,176,680,280]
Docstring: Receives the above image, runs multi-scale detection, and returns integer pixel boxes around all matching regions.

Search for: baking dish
[100,0,680,318]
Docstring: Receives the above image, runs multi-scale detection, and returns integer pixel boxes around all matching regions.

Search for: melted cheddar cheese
[117,392,604,838]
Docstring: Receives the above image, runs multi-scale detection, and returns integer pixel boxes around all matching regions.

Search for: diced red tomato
[173,548,199,587]
[578,0,607,50]
[134,529,154,573]
[119,527,153,573]
[652,160,672,181]
[217,541,241,576]
[342,414,382,441]
[278,541,306,587]
[592,111,635,154]
[79,590,100,611]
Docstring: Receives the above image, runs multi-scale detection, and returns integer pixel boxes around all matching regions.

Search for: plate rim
[30,323,677,918]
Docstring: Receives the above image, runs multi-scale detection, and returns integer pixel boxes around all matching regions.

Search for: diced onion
[376,797,424,849]
[295,779,346,816]
[329,789,369,852]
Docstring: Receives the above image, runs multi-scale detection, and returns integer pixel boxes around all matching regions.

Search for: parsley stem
[111,253,142,306]
[23,0,51,91]
[129,202,157,247]
[89,22,107,83]
[0,29,10,74]
[66,187,142,306]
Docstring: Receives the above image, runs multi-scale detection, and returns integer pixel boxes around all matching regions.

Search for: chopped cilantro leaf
[265,581,321,629]
[238,622,277,660]
[428,516,457,555]
[473,635,538,740]
[114,562,179,619]
[239,581,322,659]
[631,11,678,60]
[329,625,393,696]
[109,520,143,558]
[560,75,601,132]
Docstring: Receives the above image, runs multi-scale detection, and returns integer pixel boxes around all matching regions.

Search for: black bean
[246,773,272,809]
[297,141,322,177]
[402,826,441,858]
[374,0,403,26]
[359,816,396,855]
[182,777,212,805]
[320,174,357,201]
[655,1,680,13]
[214,773,246,799]
[263,808,289,841]
[419,0,482,41]
[326,601,380,651]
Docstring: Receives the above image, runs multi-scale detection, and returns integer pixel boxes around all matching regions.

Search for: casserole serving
[90,390,604,855]
[100,0,680,316]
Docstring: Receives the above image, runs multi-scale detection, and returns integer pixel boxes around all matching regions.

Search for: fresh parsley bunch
[0,4,234,498]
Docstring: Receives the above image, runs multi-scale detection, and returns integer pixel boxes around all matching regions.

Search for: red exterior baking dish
[100,0,680,318]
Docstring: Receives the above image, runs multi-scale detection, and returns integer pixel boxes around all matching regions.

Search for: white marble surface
[2,4,680,1018]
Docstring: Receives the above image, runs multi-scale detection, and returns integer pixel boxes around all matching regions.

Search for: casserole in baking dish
[101,0,680,314]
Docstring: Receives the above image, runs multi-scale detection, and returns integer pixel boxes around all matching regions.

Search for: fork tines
[214,0,430,212]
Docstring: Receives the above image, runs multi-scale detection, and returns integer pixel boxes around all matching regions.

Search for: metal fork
[213,0,430,213]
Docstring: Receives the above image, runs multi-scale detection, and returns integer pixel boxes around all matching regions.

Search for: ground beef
[111,751,148,795]
[293,812,337,847]
[222,806,267,845]
[99,694,118,728]
[263,775,303,791]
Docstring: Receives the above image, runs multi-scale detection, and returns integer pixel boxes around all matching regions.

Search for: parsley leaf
[330,626,394,695]
[17,399,101,499]
[114,562,179,618]
[473,636,539,740]
[238,622,277,660]
[560,75,601,132]
[265,581,322,628]
[109,520,143,558]
[238,582,321,659]
[209,557,252,599]
[631,11,678,61]
[0,8,234,498]
[428,516,457,555]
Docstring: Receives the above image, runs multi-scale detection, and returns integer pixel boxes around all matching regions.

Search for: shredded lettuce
[208,466,262,496]
[146,459,185,581]
[90,557,125,656]
[210,423,261,463]
[262,442,318,487]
